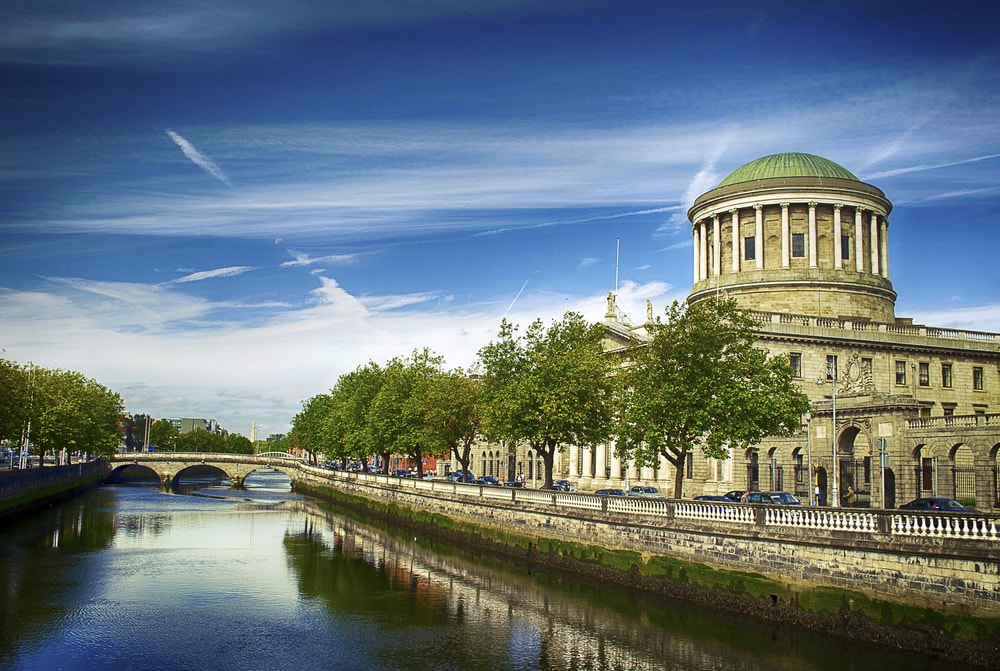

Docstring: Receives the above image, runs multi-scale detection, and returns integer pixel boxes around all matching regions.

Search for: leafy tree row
[0,357,125,462]
[145,419,253,454]
[289,298,810,495]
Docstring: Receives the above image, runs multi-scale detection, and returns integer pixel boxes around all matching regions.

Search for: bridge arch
[106,453,302,491]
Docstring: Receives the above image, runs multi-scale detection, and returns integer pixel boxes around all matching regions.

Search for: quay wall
[296,465,1000,619]
[0,461,108,526]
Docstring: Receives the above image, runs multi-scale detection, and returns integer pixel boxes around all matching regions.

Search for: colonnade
[692,202,890,284]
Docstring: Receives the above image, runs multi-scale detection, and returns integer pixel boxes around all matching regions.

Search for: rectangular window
[685,452,693,479]
[941,363,953,388]
[919,362,929,387]
[862,358,873,381]
[841,235,851,260]
[789,352,802,378]
[973,366,984,391]
[791,233,805,258]
[943,405,955,417]
[826,355,838,380]
[895,360,907,386]
[744,236,755,261]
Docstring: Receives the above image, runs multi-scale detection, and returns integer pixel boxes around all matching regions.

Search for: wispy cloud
[864,154,1000,180]
[170,266,254,284]
[165,129,232,187]
[280,250,362,268]
[506,278,530,314]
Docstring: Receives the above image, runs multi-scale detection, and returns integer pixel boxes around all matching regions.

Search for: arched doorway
[883,469,896,509]
[815,468,828,506]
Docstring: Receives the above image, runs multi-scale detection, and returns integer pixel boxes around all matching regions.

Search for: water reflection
[0,482,976,671]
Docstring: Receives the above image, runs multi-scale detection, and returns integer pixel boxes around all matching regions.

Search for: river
[0,471,972,671]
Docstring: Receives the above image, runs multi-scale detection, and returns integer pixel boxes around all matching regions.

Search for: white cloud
[166,129,232,187]
[171,266,255,284]
[0,273,681,436]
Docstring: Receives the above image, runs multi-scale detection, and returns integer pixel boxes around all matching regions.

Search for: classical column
[730,209,740,272]
[610,450,623,484]
[568,444,579,478]
[699,220,709,281]
[780,202,790,268]
[692,224,700,283]
[808,201,818,267]
[754,204,763,270]
[712,214,721,276]
[854,207,865,272]
[595,442,607,482]
[870,212,880,275]
[833,204,843,270]
[880,218,890,278]
[581,445,593,480]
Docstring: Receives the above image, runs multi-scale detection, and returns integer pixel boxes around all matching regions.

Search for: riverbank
[295,478,1000,667]
[0,461,107,527]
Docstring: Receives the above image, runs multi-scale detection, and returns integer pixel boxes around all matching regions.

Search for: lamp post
[805,410,813,505]
[817,361,838,507]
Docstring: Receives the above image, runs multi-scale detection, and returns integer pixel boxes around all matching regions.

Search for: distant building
[532,153,999,508]
[166,417,227,436]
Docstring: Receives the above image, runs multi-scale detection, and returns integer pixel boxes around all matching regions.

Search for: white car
[627,486,665,497]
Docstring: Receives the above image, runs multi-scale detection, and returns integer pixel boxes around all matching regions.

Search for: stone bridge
[107,452,303,489]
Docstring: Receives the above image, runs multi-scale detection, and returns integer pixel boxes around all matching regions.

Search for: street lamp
[805,410,813,506]
[816,361,838,507]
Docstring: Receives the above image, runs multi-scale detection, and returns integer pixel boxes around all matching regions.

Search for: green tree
[149,419,179,452]
[617,297,811,498]
[477,312,617,489]
[369,349,447,478]
[32,368,124,461]
[421,369,481,479]
[290,393,335,465]
[225,433,254,454]
[0,357,29,445]
[175,428,224,453]
[325,361,385,470]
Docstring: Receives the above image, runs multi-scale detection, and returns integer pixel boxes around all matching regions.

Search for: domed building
[687,153,895,323]
[583,153,1000,509]
[456,152,999,510]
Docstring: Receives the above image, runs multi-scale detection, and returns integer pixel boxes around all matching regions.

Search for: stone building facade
[463,153,1000,509]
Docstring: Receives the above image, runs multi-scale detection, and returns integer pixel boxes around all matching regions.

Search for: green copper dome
[718,153,859,187]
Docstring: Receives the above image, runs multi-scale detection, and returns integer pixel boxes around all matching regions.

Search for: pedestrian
[845,486,857,507]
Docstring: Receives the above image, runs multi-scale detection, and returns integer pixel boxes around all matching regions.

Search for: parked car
[475,475,500,486]
[722,490,745,502]
[595,488,627,496]
[501,481,524,488]
[447,470,475,483]
[554,479,576,492]
[693,495,732,501]
[627,486,665,497]
[898,497,979,513]
[743,491,801,505]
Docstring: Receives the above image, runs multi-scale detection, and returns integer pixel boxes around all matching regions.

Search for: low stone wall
[0,461,108,525]
[297,466,1000,619]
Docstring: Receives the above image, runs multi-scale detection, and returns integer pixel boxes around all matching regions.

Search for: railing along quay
[300,465,1000,543]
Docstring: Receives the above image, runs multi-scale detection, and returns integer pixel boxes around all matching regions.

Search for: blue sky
[2,0,999,438]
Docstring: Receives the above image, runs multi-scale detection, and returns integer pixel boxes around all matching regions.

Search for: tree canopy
[0,357,124,461]
[477,311,617,488]
[617,297,810,498]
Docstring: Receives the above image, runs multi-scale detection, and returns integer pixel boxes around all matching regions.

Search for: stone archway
[949,443,976,507]
[815,467,828,506]
[883,469,897,509]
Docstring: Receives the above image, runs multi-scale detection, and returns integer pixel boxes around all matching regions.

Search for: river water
[0,471,969,671]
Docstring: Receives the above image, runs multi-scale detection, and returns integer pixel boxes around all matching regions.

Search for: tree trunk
[667,448,687,499]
